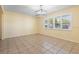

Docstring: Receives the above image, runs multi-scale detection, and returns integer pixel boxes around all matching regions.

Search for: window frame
[44,14,72,30]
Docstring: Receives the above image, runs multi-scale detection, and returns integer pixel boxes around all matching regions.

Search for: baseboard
[38,33,79,44]
[3,33,79,44]
[3,33,39,40]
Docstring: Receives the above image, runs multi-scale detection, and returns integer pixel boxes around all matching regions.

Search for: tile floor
[0,34,79,54]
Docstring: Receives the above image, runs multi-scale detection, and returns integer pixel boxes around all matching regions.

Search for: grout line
[56,42,69,54]
[0,34,79,54]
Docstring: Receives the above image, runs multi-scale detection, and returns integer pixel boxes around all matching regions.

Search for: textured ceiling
[4,5,73,16]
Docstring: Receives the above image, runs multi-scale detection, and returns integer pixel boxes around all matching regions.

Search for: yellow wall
[0,6,3,39]
[2,11,37,39]
[38,6,79,43]
[0,10,2,39]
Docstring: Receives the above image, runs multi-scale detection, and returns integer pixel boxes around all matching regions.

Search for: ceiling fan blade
[34,9,41,12]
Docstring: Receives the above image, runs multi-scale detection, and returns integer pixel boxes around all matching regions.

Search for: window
[55,16,61,29]
[62,15,71,29]
[44,19,48,28]
[44,15,72,30]
[48,17,53,28]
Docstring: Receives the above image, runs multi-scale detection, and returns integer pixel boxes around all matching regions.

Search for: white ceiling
[4,5,73,16]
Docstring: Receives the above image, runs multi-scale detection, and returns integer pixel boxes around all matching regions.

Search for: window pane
[62,15,71,29]
[62,24,69,29]
[48,18,53,28]
[62,19,70,24]
[48,24,53,28]
[55,16,61,29]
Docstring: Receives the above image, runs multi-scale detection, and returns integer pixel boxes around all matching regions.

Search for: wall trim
[38,33,79,44]
[3,33,39,40]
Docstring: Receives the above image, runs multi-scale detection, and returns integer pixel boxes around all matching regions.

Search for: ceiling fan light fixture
[35,5,47,16]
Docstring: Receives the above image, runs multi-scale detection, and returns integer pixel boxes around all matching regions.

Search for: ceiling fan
[35,5,47,16]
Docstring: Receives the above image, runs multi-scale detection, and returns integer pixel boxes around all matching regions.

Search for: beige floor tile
[0,34,79,54]
[0,48,8,54]
[70,44,79,54]
[57,42,75,54]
